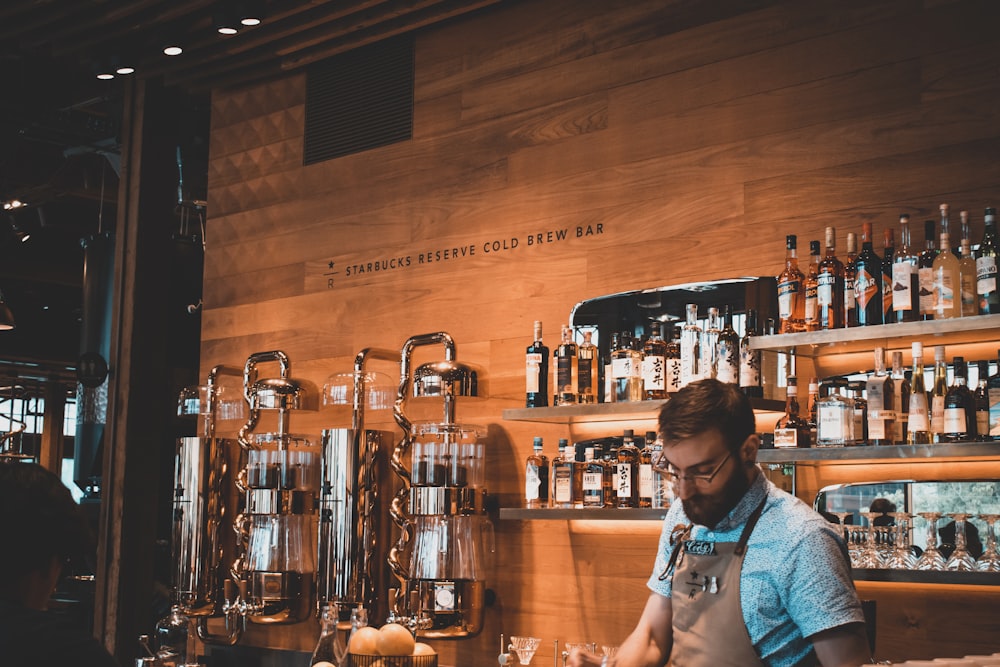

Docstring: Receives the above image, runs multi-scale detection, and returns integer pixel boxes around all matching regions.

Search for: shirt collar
[706,466,768,532]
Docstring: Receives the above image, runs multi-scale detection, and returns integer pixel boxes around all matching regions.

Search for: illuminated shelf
[499,507,667,521]
[502,397,784,425]
[852,569,1000,586]
[757,442,1000,464]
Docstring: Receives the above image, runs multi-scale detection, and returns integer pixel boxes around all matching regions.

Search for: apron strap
[735,495,768,556]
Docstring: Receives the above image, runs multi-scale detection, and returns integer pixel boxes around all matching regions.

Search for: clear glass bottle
[933,204,962,319]
[611,331,643,402]
[930,345,949,442]
[581,446,605,508]
[892,213,920,323]
[553,324,579,406]
[943,356,976,441]
[959,212,978,317]
[854,221,883,326]
[641,321,668,399]
[881,227,895,325]
[815,378,855,447]
[616,429,640,508]
[890,350,910,444]
[309,603,340,666]
[638,432,655,508]
[817,226,845,329]
[977,207,1000,314]
[679,303,702,388]
[907,341,931,445]
[715,305,740,385]
[154,604,191,667]
[700,306,722,379]
[577,329,598,404]
[774,377,811,448]
[918,218,939,320]
[844,231,859,327]
[525,320,549,407]
[976,359,990,439]
[524,436,548,509]
[849,380,868,444]
[777,234,805,333]
[739,309,763,397]
[804,239,821,331]
[550,439,577,509]
[866,347,895,446]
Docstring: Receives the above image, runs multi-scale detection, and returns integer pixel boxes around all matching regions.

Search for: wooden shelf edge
[852,568,1000,586]
[503,398,783,424]
[499,507,667,521]
[757,441,1000,463]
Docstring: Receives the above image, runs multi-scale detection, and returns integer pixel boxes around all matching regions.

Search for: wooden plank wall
[199,0,1000,662]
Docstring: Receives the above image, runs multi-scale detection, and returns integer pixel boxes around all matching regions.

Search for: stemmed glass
[885,512,918,569]
[855,511,885,568]
[915,512,946,571]
[976,514,1000,572]
[829,511,852,541]
[944,512,978,572]
[509,636,541,665]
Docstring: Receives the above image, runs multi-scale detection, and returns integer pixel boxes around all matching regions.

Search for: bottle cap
[810,240,820,254]
[935,345,945,362]
[532,436,543,448]
[786,234,797,249]
[912,341,923,357]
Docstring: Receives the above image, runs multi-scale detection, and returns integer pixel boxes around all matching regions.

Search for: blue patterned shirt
[647,470,864,666]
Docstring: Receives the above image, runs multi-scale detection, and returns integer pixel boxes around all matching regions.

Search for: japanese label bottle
[641,321,668,399]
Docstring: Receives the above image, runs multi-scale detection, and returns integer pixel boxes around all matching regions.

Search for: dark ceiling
[0,0,502,385]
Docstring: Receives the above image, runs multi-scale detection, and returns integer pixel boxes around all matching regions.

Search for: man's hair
[0,462,92,575]
[658,378,756,451]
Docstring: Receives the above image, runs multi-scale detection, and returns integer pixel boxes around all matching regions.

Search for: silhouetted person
[938,519,984,560]
[0,462,120,667]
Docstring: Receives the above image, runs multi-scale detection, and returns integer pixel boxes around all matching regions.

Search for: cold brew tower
[388,332,491,638]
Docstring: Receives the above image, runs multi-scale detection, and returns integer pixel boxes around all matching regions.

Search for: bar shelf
[498,507,667,521]
[757,442,1000,464]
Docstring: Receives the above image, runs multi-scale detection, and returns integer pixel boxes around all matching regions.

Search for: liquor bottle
[907,341,931,445]
[866,347,895,446]
[601,442,617,507]
[976,360,990,439]
[890,350,910,444]
[987,350,1000,440]
[700,306,722,379]
[777,234,805,333]
[739,309,763,398]
[942,356,976,441]
[930,345,949,442]
[977,207,1000,314]
[679,303,702,388]
[616,429,640,508]
[611,331,643,402]
[881,227,895,324]
[581,446,605,508]
[525,320,549,407]
[804,240,821,331]
[854,222,883,326]
[577,330,598,404]
[638,433,655,508]
[774,377,811,448]
[849,380,868,444]
[933,204,962,319]
[815,378,855,447]
[844,231,859,327]
[891,214,920,323]
[524,436,549,508]
[553,324,579,406]
[806,377,819,445]
[309,604,339,666]
[647,431,671,509]
[817,226,845,329]
[550,438,578,509]
[664,324,682,395]
[715,305,740,385]
[641,321,668,400]
[918,219,938,320]
[958,213,978,317]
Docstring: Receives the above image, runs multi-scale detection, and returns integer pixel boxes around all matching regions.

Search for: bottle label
[908,394,930,433]
[525,465,541,501]
[612,356,640,379]
[844,282,856,313]
[642,355,666,391]
[977,409,989,438]
[891,263,914,311]
[817,273,835,307]
[739,347,761,389]
[804,283,818,321]
[526,354,542,393]
[578,358,593,393]
[773,427,798,448]
[554,469,573,503]
[616,463,633,497]
[638,464,654,498]
[989,387,1000,437]
[817,403,848,444]
[931,395,946,433]
[855,269,878,309]
[777,279,799,319]
[556,357,575,394]
[918,266,935,315]
[935,270,955,312]
[666,357,682,393]
[943,407,967,435]
[977,256,997,295]
[582,471,602,492]
[961,271,976,313]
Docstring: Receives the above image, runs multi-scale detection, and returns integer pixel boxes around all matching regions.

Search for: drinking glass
[829,511,852,542]
[915,512,946,571]
[855,511,885,568]
[977,513,1000,572]
[562,642,597,667]
[509,636,541,665]
[944,512,978,571]
[885,512,917,569]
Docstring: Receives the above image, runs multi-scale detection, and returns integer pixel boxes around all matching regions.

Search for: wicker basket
[346,654,438,667]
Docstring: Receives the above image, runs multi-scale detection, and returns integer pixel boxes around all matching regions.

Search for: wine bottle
[739,309,763,398]
[777,234,805,333]
[817,226,845,329]
[844,231,859,327]
[943,356,976,441]
[907,341,931,445]
[975,360,990,439]
[525,320,549,408]
[918,219,938,321]
[881,227,895,324]
[958,211,978,317]
[891,214,919,323]
[977,207,1000,314]
[890,350,910,444]
[854,222,883,326]
[930,345,949,442]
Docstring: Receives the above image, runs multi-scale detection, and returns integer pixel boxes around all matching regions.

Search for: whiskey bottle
[641,321,668,400]
[581,446,605,508]
[715,305,740,385]
[638,432,655,508]
[907,341,931,445]
[616,429,640,508]
[577,330,598,404]
[664,324,682,395]
[849,380,868,444]
[550,438,579,508]
[679,303,702,388]
[525,320,549,408]
[943,356,976,441]
[553,324,579,406]
[777,234,806,333]
[958,212,978,317]
[803,240,821,331]
[975,360,990,439]
[890,350,910,444]
[844,231,859,327]
[866,347,895,446]
[738,309,763,398]
[774,377,811,448]
[987,350,1000,439]
[933,204,962,319]
[977,207,1000,314]
[891,214,920,323]
[881,227,895,325]
[817,226,845,329]
[524,436,549,508]
[918,219,938,320]
[601,442,617,507]
[930,345,949,442]
[854,222,883,326]
[611,331,643,402]
[806,377,820,445]
[700,306,722,379]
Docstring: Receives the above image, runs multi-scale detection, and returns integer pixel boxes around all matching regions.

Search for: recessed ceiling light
[163,45,183,56]
[115,65,135,75]
[240,16,260,26]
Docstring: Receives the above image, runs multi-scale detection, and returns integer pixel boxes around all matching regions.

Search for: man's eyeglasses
[651,450,733,487]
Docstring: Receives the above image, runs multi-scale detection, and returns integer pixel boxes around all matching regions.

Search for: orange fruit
[413,642,436,656]
[376,623,416,656]
[348,625,381,655]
